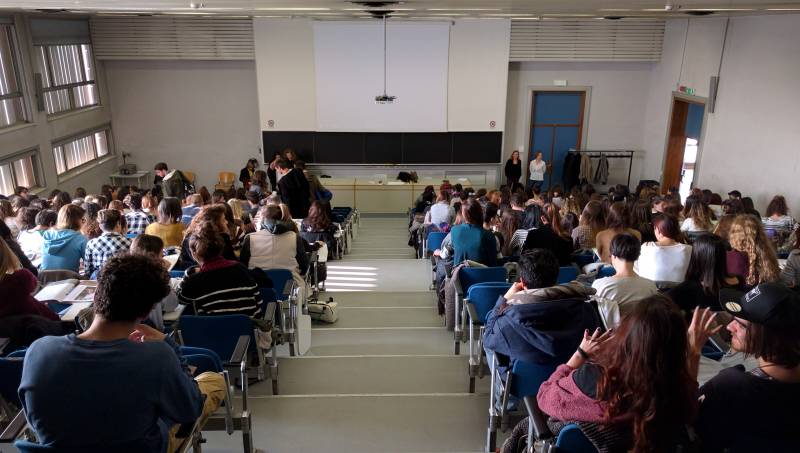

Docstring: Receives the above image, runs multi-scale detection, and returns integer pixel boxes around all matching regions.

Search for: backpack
[307,297,338,323]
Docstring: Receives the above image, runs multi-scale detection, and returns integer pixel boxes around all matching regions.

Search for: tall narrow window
[53,128,112,175]
[35,43,98,115]
[0,24,26,129]
[0,151,41,196]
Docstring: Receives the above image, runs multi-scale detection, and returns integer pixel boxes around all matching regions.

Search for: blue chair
[178,314,278,396]
[524,396,598,453]
[125,232,137,240]
[485,351,558,452]
[181,346,224,374]
[597,266,616,278]
[572,251,597,268]
[14,440,154,453]
[557,266,579,284]
[425,231,447,261]
[170,270,185,279]
[0,356,23,420]
[464,283,512,393]
[263,269,299,357]
[454,267,509,355]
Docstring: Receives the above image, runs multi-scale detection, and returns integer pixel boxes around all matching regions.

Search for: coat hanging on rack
[593,153,609,184]
[579,154,593,183]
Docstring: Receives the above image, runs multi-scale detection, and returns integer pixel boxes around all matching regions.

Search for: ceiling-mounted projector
[375,94,397,104]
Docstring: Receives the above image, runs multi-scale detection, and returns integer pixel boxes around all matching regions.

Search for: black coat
[277,169,312,219]
[239,168,253,185]
[504,159,522,183]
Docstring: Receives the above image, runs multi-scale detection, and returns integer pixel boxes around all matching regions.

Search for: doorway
[528,91,585,191]
[663,96,705,200]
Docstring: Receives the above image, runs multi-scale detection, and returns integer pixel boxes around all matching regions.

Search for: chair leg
[469,376,476,394]
[241,411,253,453]
[270,345,279,395]
[454,340,460,355]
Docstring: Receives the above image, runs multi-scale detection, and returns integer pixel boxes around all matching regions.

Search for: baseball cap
[728,190,742,198]
[719,283,800,330]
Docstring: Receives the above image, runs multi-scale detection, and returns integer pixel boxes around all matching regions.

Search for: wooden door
[662,100,689,193]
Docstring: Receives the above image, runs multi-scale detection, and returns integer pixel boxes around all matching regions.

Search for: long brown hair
[594,295,695,453]
[728,214,780,285]
[579,200,606,232]
[305,201,332,231]
[542,203,567,238]
[498,210,519,256]
[0,237,21,279]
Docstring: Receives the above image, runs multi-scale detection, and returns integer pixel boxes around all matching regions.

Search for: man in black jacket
[276,159,311,219]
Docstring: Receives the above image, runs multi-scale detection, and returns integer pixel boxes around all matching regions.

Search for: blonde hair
[0,238,21,279]
[560,197,582,218]
[56,204,85,231]
[728,215,780,285]
[227,198,244,220]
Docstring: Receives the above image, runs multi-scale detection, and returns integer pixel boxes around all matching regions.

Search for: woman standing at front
[528,151,547,191]
[504,150,522,188]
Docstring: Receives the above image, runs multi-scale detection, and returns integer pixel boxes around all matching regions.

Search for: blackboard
[262,131,502,164]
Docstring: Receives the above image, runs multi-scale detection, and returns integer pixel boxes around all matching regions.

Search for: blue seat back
[509,360,557,400]
[572,251,597,268]
[181,346,224,373]
[426,232,447,252]
[260,287,278,316]
[125,232,137,239]
[0,357,23,406]
[458,267,508,296]
[597,266,616,278]
[557,266,579,284]
[264,269,294,299]
[555,424,598,453]
[179,315,252,361]
[170,270,185,279]
[466,283,512,324]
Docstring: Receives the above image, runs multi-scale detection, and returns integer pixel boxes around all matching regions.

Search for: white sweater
[634,242,692,283]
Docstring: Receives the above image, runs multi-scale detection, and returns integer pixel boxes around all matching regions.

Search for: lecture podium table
[323,178,471,214]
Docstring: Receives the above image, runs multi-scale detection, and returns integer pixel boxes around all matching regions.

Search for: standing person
[283,148,297,167]
[239,158,259,190]
[249,170,269,197]
[41,204,87,272]
[155,163,190,200]
[276,159,311,219]
[266,151,281,191]
[528,151,547,192]
[504,150,522,187]
[697,283,800,453]
[146,197,185,248]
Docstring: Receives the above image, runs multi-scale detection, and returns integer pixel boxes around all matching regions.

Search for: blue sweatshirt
[40,229,87,272]
[19,334,204,452]
[450,224,497,267]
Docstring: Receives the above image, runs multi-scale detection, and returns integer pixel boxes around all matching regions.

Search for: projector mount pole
[382,13,387,98]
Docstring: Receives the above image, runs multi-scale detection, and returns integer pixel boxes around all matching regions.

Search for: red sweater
[537,364,611,423]
[0,269,60,321]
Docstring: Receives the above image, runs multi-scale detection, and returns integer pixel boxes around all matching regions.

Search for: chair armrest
[282,280,295,297]
[0,410,27,443]
[523,395,553,442]
[465,301,481,326]
[227,335,250,366]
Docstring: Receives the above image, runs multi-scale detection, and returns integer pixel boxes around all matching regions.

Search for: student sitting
[761,194,795,235]
[592,233,658,328]
[697,283,800,452]
[681,196,716,233]
[0,238,58,321]
[443,199,497,267]
[483,249,599,365]
[124,192,153,235]
[41,204,87,272]
[594,202,642,263]
[17,208,53,263]
[145,197,185,248]
[300,201,337,255]
[178,224,262,317]
[19,254,225,452]
[571,200,606,250]
[424,190,455,226]
[634,213,691,284]
[84,209,132,278]
[522,203,574,266]
[780,232,800,288]
[181,194,204,226]
[727,214,780,286]
[176,205,237,271]
[668,233,744,312]
[537,296,715,453]
[130,234,180,331]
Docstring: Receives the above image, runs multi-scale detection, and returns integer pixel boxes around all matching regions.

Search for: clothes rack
[567,150,635,187]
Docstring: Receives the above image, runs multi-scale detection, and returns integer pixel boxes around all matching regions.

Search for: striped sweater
[177,258,262,318]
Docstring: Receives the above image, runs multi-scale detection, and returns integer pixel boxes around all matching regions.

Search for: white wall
[504,61,653,187]
[253,18,316,131]
[447,19,510,132]
[639,15,800,211]
[104,60,261,188]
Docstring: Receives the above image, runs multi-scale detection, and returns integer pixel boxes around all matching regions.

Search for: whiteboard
[313,21,449,132]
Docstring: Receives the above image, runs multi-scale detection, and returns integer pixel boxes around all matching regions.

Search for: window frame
[35,42,99,116]
[0,148,43,196]
[0,22,29,129]
[52,124,114,179]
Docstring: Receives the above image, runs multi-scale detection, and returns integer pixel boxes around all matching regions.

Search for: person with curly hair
[727,214,780,286]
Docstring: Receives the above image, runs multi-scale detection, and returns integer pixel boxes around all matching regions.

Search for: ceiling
[3,0,800,19]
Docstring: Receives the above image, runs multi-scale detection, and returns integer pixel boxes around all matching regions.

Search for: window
[53,128,111,175]
[0,151,41,196]
[34,43,98,115]
[0,24,26,128]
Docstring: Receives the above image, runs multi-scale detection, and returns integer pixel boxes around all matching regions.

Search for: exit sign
[679,85,695,95]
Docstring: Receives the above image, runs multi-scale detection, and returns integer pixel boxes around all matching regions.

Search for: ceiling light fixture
[375,12,396,104]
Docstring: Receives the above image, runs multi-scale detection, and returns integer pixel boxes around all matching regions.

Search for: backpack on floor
[308,297,338,323]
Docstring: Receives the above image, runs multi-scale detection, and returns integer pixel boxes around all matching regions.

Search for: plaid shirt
[125,210,153,235]
[84,232,131,277]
